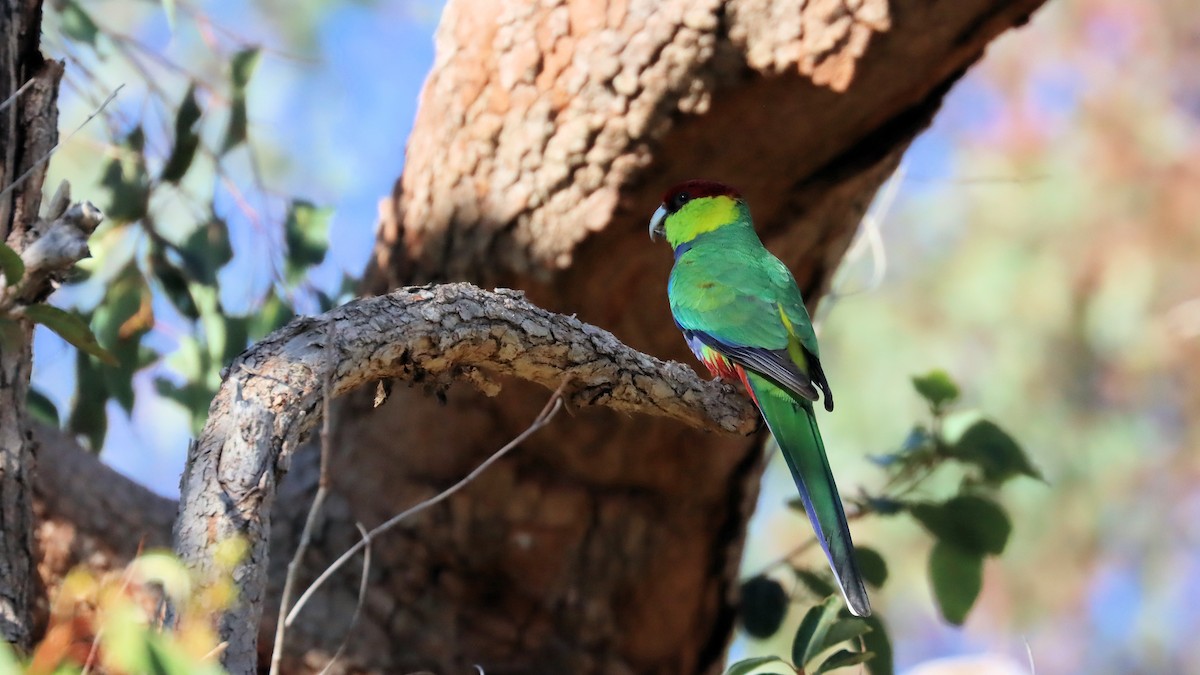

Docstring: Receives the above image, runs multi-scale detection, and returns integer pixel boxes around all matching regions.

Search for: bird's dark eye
[670,191,691,211]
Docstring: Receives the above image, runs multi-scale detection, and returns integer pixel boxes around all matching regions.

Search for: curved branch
[173,282,757,674]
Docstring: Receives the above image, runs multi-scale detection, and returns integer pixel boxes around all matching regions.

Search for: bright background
[35,1,1200,672]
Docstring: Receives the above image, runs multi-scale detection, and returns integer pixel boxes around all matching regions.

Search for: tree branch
[173,282,758,674]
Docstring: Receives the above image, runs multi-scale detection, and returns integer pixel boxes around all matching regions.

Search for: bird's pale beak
[648,204,667,241]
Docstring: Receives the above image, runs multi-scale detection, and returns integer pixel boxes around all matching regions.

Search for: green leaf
[793,595,841,668]
[221,48,260,152]
[155,378,214,436]
[177,217,233,285]
[92,266,154,412]
[27,387,60,427]
[819,617,872,651]
[911,370,960,412]
[101,127,151,223]
[230,48,261,90]
[25,304,117,366]
[815,649,875,673]
[909,495,1011,556]
[739,575,789,639]
[953,419,1043,484]
[854,547,888,588]
[861,615,893,675]
[0,241,24,287]
[60,0,99,46]
[150,249,199,320]
[928,541,983,625]
[284,200,332,282]
[793,568,835,599]
[69,350,108,451]
[160,84,202,183]
[249,292,295,341]
[723,655,786,675]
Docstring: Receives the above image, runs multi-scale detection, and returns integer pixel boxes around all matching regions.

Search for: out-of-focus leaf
[249,292,294,341]
[0,241,24,287]
[953,419,1043,484]
[69,350,108,451]
[928,541,983,625]
[723,655,785,675]
[129,552,193,601]
[863,496,906,516]
[909,495,1011,556]
[221,48,260,152]
[177,217,233,285]
[870,426,933,467]
[60,0,99,45]
[93,266,153,412]
[284,200,332,282]
[25,304,117,365]
[854,547,888,588]
[793,595,841,668]
[911,370,960,412]
[27,387,59,427]
[793,568,835,599]
[815,649,875,673]
[861,614,893,675]
[101,127,151,223]
[150,249,198,320]
[155,378,214,436]
[160,84,202,183]
[739,575,789,639]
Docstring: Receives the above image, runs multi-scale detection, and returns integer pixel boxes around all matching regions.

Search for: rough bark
[173,283,757,674]
[22,0,1051,672]
[279,1,1045,673]
[0,0,64,650]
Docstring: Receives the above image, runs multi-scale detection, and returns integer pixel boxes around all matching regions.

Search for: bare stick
[285,380,569,627]
[268,324,338,675]
[0,77,35,114]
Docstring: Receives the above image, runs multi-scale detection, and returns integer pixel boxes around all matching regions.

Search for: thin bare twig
[0,84,124,201]
[0,77,35,114]
[269,323,338,675]
[316,522,372,675]
[285,380,570,627]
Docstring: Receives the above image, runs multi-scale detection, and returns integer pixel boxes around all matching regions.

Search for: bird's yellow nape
[665,195,743,248]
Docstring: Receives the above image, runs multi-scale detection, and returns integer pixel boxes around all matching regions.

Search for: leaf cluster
[728,370,1041,674]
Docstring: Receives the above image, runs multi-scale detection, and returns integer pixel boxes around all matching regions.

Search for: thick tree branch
[174,282,757,674]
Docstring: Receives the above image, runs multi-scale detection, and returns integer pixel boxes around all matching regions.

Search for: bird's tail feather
[745,371,872,617]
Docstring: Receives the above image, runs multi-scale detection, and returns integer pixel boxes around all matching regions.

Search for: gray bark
[0,0,66,647]
[173,283,758,674]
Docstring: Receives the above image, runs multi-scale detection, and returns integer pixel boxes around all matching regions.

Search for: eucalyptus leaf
[815,649,875,673]
[25,304,117,365]
[0,241,24,287]
[854,547,888,588]
[911,370,960,412]
[929,541,983,625]
[909,495,1011,556]
[723,655,785,675]
[953,419,1043,484]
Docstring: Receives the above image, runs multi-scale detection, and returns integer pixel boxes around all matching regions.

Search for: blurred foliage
[782,0,1200,671]
[35,0,351,446]
[730,372,1036,673]
[0,543,245,674]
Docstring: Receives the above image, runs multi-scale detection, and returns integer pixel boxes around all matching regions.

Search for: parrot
[648,179,871,617]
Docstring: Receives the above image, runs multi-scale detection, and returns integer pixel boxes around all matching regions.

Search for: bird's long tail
[744,370,872,617]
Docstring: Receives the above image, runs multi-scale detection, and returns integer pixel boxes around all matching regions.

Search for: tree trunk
[261,1,1048,673]
[0,0,63,651]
